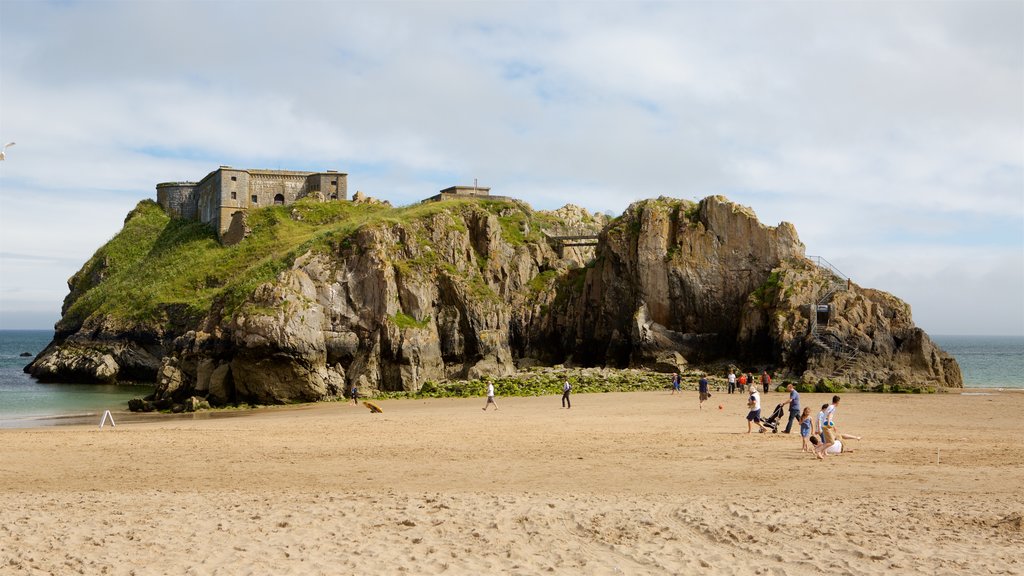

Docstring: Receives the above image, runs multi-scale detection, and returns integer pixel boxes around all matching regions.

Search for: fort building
[422,184,513,204]
[157,166,347,242]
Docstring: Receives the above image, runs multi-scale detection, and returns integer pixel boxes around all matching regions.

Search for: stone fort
[156,166,348,243]
[157,166,500,245]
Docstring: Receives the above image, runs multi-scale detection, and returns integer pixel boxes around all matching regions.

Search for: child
[799,407,813,452]
[816,403,829,443]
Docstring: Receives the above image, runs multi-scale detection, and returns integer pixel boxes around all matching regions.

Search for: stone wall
[156,182,198,220]
[157,167,349,241]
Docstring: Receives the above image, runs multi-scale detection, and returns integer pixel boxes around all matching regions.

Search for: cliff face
[26,195,962,408]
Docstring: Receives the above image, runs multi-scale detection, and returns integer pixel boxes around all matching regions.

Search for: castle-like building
[157,166,501,245]
[157,166,347,243]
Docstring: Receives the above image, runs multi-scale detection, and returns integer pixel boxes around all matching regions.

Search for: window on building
[251,195,258,204]
[231,191,237,200]
[231,176,237,181]
[274,194,285,205]
[331,180,337,185]
[331,194,338,200]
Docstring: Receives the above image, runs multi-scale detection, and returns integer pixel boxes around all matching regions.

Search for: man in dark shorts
[698,376,710,410]
[746,387,764,433]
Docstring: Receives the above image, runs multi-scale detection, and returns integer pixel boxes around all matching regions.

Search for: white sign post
[99,409,116,429]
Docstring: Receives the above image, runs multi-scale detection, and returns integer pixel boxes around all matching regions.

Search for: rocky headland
[26,194,962,410]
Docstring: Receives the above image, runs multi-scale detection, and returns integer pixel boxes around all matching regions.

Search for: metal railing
[806,255,848,282]
[806,255,860,378]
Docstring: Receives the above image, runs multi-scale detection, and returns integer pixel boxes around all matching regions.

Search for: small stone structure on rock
[157,166,348,244]
[422,184,513,203]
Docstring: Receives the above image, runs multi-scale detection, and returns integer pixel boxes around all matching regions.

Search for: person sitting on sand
[698,376,709,410]
[810,435,858,457]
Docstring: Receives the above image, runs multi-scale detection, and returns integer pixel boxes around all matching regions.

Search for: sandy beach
[2,389,1022,575]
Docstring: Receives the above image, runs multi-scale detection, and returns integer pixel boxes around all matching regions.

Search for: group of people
[803,395,861,458]
[727,370,773,394]
[744,383,860,458]
[482,379,573,411]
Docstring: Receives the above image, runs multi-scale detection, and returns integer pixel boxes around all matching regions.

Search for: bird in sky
[0,142,15,161]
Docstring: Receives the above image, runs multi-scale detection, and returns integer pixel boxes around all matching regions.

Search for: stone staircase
[807,256,860,378]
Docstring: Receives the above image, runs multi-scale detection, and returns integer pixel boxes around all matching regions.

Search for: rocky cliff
[26,194,962,409]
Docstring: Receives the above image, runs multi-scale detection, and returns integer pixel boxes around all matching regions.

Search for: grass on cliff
[61,196,550,332]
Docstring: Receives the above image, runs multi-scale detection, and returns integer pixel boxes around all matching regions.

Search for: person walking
[561,380,572,409]
[746,386,764,433]
[670,372,681,394]
[781,382,801,433]
[483,381,498,411]
[727,370,736,394]
[698,376,710,410]
[761,370,772,393]
[349,384,359,406]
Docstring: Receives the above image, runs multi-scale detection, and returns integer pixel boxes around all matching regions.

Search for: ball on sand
[718,404,723,410]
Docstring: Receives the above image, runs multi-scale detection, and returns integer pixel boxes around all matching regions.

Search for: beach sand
[1,389,1022,575]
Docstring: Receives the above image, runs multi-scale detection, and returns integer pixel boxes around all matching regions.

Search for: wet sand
[1,389,1022,575]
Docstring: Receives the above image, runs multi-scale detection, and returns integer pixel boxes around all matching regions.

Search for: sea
[0,330,153,428]
[0,330,1022,427]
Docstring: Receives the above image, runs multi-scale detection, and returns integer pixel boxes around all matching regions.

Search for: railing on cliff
[806,255,860,379]
[542,231,600,256]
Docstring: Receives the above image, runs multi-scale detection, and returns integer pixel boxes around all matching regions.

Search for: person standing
[816,403,829,443]
[698,376,709,410]
[761,370,772,393]
[781,382,801,433]
[798,407,813,451]
[825,395,840,427]
[738,372,748,393]
[746,386,764,433]
[670,372,681,394]
[349,384,359,406]
[561,380,572,409]
[483,381,498,411]
[727,371,736,394]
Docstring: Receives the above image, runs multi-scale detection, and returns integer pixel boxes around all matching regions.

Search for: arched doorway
[274,193,285,205]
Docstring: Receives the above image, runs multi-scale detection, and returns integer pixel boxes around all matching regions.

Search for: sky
[0,0,1021,336]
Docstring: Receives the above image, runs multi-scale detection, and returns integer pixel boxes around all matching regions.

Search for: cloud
[0,0,1021,334]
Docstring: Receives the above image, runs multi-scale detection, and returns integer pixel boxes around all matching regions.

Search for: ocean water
[0,331,1021,426]
[0,330,153,427]
[931,335,1023,389]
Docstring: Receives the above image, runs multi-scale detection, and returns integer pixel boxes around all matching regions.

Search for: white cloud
[0,0,1021,334]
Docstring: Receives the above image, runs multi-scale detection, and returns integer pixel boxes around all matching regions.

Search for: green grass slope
[59,197,562,335]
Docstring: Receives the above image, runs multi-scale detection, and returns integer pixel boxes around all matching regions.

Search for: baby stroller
[759,403,785,433]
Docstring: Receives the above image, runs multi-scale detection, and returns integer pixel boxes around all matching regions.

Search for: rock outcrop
[26,194,962,408]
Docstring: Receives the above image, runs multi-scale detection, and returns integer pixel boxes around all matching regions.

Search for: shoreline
[3,385,1023,430]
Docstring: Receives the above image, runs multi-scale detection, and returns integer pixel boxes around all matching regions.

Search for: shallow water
[1,331,1020,427]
